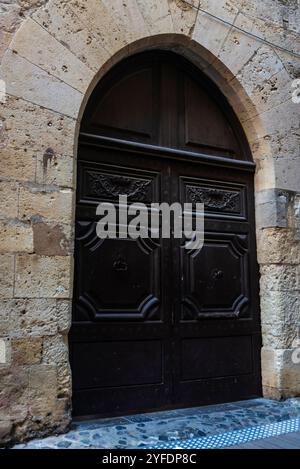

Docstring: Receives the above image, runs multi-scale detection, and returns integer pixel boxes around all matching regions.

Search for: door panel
[181,178,247,220]
[71,149,174,416]
[170,160,261,408]
[182,74,240,156]
[181,232,250,319]
[85,66,159,143]
[71,51,262,417]
[180,336,253,381]
[72,339,164,389]
[74,233,161,321]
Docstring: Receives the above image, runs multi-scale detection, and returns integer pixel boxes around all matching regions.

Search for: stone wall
[0,0,299,445]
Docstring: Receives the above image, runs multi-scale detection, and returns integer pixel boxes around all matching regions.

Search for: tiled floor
[230,431,300,449]
[13,398,300,449]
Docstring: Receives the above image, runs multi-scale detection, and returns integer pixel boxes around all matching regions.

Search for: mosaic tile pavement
[13,398,300,449]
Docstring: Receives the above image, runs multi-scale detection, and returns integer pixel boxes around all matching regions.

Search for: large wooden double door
[70,52,262,417]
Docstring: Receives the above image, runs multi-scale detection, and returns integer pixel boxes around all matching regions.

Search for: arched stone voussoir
[66,0,148,55]
[192,0,239,60]
[167,0,199,36]
[8,17,94,94]
[135,0,174,35]
[0,48,82,119]
[31,0,111,73]
[215,12,264,80]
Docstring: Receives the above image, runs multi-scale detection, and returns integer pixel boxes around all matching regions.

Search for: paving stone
[11,398,300,449]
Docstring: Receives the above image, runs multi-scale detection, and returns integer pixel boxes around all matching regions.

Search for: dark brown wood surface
[70,51,262,418]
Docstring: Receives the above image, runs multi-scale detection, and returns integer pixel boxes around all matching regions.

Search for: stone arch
[0,0,299,443]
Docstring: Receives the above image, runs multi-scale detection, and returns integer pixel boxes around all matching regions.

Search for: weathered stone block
[0,95,76,160]
[0,148,37,183]
[0,1,22,34]
[42,335,69,365]
[0,50,82,118]
[0,0,47,35]
[69,0,128,55]
[257,228,300,265]
[261,347,281,389]
[0,181,18,219]
[101,0,148,44]
[260,264,299,292]
[11,338,43,365]
[168,0,198,36]
[15,255,72,299]
[0,309,9,337]
[260,288,299,324]
[4,298,57,337]
[0,30,13,61]
[51,397,71,424]
[9,18,94,93]
[193,0,239,60]
[244,99,299,145]
[280,349,300,397]
[245,126,299,173]
[255,189,290,229]
[233,0,298,28]
[0,221,33,254]
[33,221,71,256]
[56,362,72,399]
[28,397,57,419]
[0,421,12,443]
[0,254,14,299]
[56,300,71,334]
[32,0,110,72]
[237,43,284,86]
[29,364,57,400]
[136,0,173,35]
[294,195,300,241]
[262,346,300,398]
[36,153,74,189]
[0,338,11,367]
[216,12,261,79]
[261,322,298,350]
[236,67,292,120]
[19,185,73,225]
[275,157,300,194]
[0,367,29,420]
[39,335,69,394]
[27,395,70,430]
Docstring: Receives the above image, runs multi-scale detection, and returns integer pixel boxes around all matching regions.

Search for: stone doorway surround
[0,0,299,445]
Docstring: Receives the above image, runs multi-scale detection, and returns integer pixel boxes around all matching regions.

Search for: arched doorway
[70,51,262,417]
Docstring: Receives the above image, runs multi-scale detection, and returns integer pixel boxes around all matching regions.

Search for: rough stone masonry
[0,0,299,446]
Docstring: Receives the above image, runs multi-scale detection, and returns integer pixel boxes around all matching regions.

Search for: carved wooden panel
[182,177,246,219]
[79,162,159,204]
[181,233,250,319]
[74,221,161,321]
[87,171,152,201]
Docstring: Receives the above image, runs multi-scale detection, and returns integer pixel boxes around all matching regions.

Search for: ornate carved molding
[187,186,240,212]
[87,171,151,201]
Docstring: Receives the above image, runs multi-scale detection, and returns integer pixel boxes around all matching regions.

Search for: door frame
[70,50,263,418]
